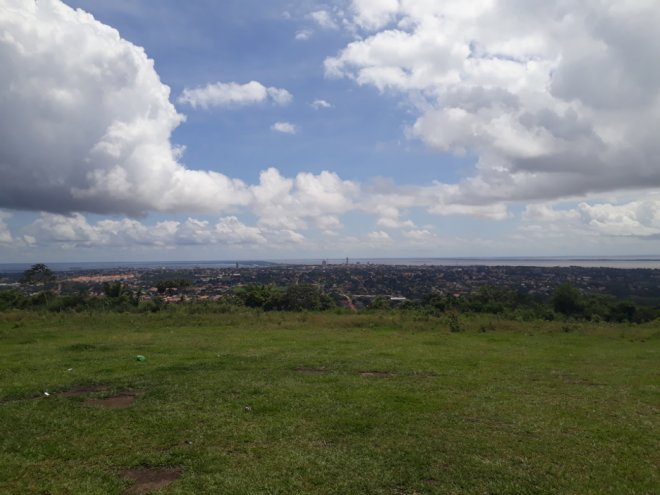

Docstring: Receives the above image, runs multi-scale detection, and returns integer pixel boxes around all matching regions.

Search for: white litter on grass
[43,392,50,397]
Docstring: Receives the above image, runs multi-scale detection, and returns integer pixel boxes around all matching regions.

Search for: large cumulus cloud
[327,0,660,205]
[2,0,659,255]
[0,0,250,215]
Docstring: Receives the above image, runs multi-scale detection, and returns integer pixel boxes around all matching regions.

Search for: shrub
[552,282,585,317]
[448,312,464,333]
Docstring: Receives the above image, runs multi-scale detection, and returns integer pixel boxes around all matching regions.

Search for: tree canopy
[20,263,55,286]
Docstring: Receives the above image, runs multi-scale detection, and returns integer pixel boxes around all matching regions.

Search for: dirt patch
[121,467,182,495]
[295,367,330,375]
[359,371,393,378]
[58,385,109,397]
[84,393,137,409]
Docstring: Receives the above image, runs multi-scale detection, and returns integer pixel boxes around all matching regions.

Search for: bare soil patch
[359,371,393,378]
[121,467,182,495]
[295,367,330,375]
[84,393,137,409]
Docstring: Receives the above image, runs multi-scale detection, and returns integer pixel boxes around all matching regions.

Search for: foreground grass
[0,310,658,494]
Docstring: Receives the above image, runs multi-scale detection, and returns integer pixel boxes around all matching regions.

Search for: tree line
[1,264,658,323]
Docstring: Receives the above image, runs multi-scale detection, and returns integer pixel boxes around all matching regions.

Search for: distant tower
[346,257,349,265]
[322,259,327,267]
[235,261,239,269]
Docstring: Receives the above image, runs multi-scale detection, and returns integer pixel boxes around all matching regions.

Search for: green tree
[608,301,638,323]
[367,296,390,310]
[283,284,321,311]
[20,263,55,286]
[0,289,28,310]
[102,281,124,298]
[421,292,448,315]
[552,282,584,317]
[156,278,192,295]
[235,284,283,309]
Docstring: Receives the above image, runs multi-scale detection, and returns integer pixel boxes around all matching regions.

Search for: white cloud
[310,10,338,30]
[5,0,659,256]
[316,215,342,233]
[260,227,307,246]
[373,204,415,229]
[251,168,358,232]
[23,213,267,248]
[521,194,660,240]
[0,0,252,216]
[0,211,13,244]
[327,0,660,206]
[577,202,660,237]
[178,81,292,109]
[428,202,510,221]
[350,0,399,30]
[295,29,312,41]
[271,122,298,134]
[376,217,415,229]
[311,99,333,109]
[266,87,294,106]
[403,229,435,243]
[367,230,391,242]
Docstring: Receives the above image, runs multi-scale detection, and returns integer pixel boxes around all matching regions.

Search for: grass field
[0,310,658,494]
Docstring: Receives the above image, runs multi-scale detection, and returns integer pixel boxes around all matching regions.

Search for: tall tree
[20,263,56,286]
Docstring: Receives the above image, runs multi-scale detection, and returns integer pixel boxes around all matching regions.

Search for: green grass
[0,310,658,494]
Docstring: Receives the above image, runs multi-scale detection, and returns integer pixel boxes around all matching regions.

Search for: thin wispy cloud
[311,99,332,109]
[295,29,312,41]
[310,10,338,30]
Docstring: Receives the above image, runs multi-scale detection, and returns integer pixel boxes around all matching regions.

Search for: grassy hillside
[0,311,658,494]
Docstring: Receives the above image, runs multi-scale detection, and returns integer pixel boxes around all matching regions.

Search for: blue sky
[0,0,659,261]
[64,0,467,184]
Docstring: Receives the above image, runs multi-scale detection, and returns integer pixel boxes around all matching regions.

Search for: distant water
[1,257,660,273]
[280,257,660,269]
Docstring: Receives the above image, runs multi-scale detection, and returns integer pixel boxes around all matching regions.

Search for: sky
[1,0,660,262]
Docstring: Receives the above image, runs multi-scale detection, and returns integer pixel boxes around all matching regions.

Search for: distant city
[2,259,659,308]
[2,256,660,273]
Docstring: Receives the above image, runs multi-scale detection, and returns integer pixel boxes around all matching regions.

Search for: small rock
[244,405,252,412]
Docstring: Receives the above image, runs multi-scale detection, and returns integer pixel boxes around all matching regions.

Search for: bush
[448,312,464,333]
[138,298,165,313]
[283,284,321,311]
[47,294,91,312]
[0,290,28,311]
[552,283,585,317]
[367,296,390,310]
